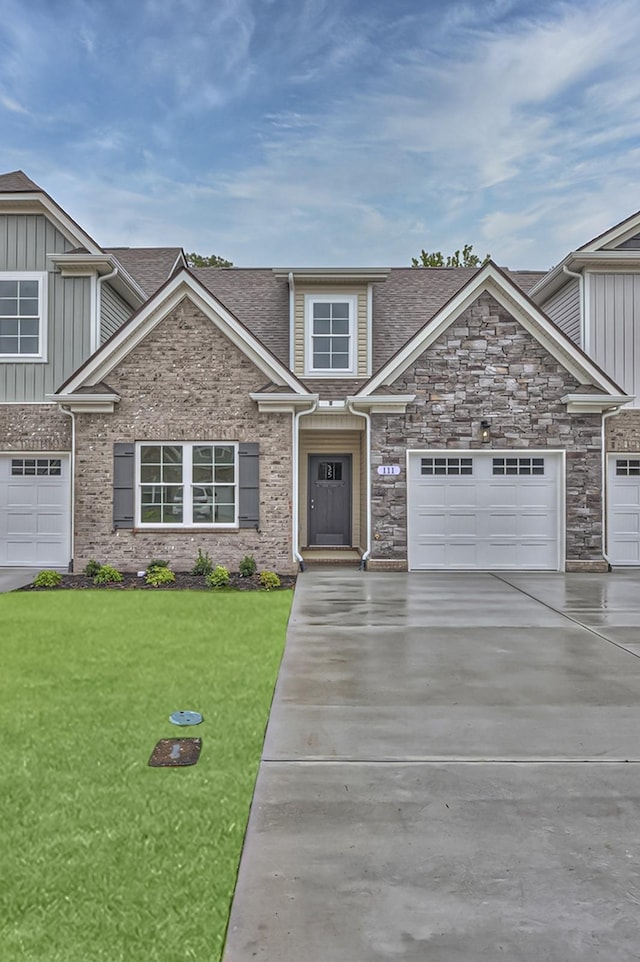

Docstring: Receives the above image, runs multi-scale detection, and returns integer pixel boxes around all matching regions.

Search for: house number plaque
[377,465,401,476]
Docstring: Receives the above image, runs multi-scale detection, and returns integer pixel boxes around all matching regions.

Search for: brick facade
[0,404,71,450]
[369,293,605,567]
[73,297,295,573]
[605,409,640,453]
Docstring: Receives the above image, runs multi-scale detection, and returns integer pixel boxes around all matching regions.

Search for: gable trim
[358,262,627,400]
[0,191,104,254]
[56,270,309,397]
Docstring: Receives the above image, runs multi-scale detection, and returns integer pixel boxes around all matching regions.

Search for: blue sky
[1,0,639,268]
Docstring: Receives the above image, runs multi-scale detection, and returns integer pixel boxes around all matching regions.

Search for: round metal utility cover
[169,710,203,726]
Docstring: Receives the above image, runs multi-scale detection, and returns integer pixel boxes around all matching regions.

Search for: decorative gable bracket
[561,393,633,414]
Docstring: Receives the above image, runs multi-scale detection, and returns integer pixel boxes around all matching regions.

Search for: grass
[0,590,292,962]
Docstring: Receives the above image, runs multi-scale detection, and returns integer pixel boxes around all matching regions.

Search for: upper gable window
[0,273,47,361]
[305,294,356,375]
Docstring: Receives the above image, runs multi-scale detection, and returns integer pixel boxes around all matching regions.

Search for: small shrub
[33,569,62,588]
[259,570,281,591]
[93,564,124,585]
[207,564,230,588]
[83,559,101,577]
[191,548,213,576]
[145,567,176,587]
[238,554,257,578]
[147,559,169,573]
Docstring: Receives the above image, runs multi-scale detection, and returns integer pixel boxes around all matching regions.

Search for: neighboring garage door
[407,451,562,570]
[0,454,70,567]
[607,455,640,565]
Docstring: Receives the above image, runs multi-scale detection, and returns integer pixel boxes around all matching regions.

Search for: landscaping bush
[191,548,214,576]
[145,567,176,587]
[259,570,281,591]
[93,564,124,585]
[147,559,169,573]
[33,570,62,588]
[239,554,257,577]
[83,559,101,577]
[207,565,230,589]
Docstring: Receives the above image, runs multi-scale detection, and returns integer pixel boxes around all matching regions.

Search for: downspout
[563,264,585,347]
[347,400,371,570]
[601,405,623,569]
[293,399,319,570]
[95,267,118,351]
[59,405,76,573]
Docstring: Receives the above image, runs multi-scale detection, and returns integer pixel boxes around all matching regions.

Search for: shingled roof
[0,170,42,192]
[107,247,185,297]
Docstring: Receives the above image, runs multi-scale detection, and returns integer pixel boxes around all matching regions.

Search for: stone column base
[366,559,409,572]
[565,559,610,573]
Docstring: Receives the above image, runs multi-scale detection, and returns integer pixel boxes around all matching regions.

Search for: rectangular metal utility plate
[149,738,202,767]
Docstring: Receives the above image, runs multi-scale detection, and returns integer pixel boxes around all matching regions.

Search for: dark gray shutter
[113,443,135,529]
[238,442,259,529]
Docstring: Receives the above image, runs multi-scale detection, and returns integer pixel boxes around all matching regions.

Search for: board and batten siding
[541,278,581,345]
[0,213,94,401]
[101,283,132,343]
[293,286,370,377]
[588,273,640,407]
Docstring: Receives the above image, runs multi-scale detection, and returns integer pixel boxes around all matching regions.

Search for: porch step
[301,548,362,569]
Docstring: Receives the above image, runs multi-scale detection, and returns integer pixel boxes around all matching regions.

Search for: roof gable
[358,261,627,400]
[56,268,310,397]
[577,209,640,252]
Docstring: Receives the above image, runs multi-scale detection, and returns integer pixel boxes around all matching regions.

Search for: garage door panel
[0,455,70,567]
[408,452,561,571]
[607,456,640,564]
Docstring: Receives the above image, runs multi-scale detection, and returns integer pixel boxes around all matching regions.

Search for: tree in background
[411,243,490,268]
[186,252,233,267]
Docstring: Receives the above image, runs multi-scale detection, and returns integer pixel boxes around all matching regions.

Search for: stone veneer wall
[73,298,295,573]
[605,409,640,452]
[0,404,71,450]
[369,293,604,567]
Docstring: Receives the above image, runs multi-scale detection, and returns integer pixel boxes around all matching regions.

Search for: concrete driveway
[0,568,38,592]
[223,571,640,961]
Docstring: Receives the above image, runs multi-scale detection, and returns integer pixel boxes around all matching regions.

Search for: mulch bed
[23,571,297,591]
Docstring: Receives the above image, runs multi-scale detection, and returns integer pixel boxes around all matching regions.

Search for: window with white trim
[305,294,356,374]
[0,273,47,359]
[421,457,473,476]
[616,458,640,476]
[137,443,237,526]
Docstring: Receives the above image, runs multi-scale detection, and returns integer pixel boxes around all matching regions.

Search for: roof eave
[560,393,633,413]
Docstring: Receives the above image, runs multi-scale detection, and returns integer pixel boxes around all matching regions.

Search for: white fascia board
[362,265,624,400]
[347,394,415,414]
[61,273,306,395]
[561,393,632,413]
[579,211,640,251]
[51,253,147,304]
[49,392,120,413]
[250,393,319,413]
[272,268,389,282]
[530,250,640,302]
[0,192,103,253]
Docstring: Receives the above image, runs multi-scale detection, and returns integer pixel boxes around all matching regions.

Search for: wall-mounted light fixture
[480,420,491,443]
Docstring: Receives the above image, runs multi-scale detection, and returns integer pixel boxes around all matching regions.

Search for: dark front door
[308,454,352,546]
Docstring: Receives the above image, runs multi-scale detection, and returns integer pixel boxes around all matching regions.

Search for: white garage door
[607,455,640,565]
[0,455,70,567]
[408,451,562,570]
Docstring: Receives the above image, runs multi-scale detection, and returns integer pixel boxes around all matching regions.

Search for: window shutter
[238,442,259,529]
[113,443,135,529]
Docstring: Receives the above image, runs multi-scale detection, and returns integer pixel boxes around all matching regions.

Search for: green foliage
[145,567,176,587]
[191,548,214,576]
[411,243,490,268]
[147,559,169,572]
[33,569,62,588]
[259,570,281,591]
[83,559,101,577]
[239,554,257,577]
[186,252,233,268]
[93,564,124,585]
[207,564,231,588]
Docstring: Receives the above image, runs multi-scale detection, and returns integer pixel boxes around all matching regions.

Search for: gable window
[137,442,237,527]
[305,294,356,374]
[0,273,47,360]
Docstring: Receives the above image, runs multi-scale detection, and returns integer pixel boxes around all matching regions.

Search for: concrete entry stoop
[300,547,362,569]
[223,569,640,961]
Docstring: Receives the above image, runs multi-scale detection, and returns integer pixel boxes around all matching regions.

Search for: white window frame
[135,441,239,529]
[0,272,48,362]
[304,293,356,376]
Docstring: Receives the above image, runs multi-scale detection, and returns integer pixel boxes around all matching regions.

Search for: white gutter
[292,397,319,567]
[347,399,372,569]
[95,266,118,353]
[288,272,295,372]
[58,406,76,572]
[563,263,586,348]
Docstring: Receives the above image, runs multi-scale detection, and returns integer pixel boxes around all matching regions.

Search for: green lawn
[0,590,292,962]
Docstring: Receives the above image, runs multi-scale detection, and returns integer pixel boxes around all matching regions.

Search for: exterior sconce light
[480,420,491,442]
